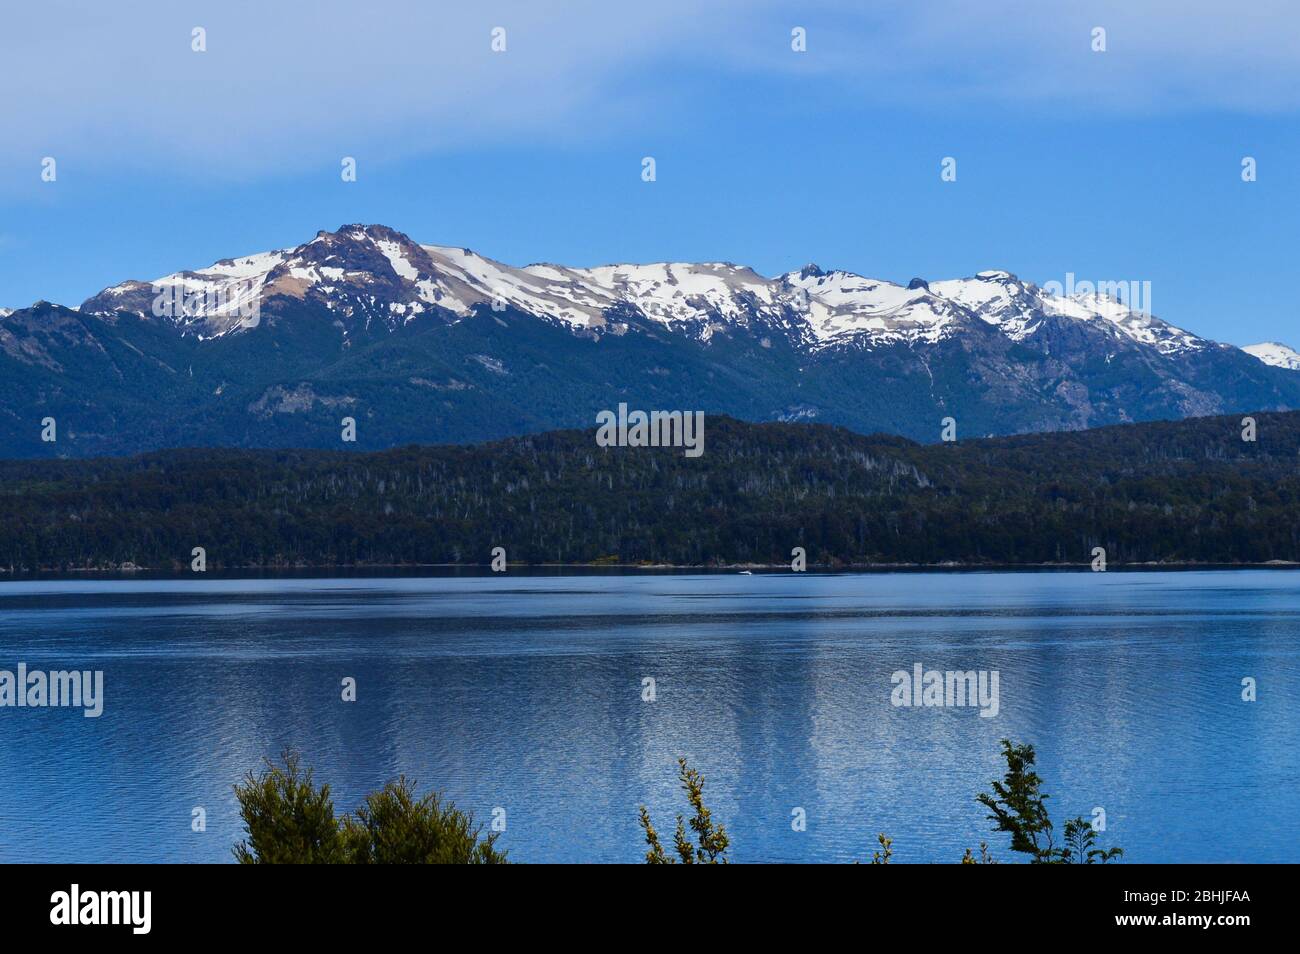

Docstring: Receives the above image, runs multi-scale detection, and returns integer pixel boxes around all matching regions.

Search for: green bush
[233,752,346,864]
[976,739,1123,864]
[234,752,506,864]
[639,758,730,864]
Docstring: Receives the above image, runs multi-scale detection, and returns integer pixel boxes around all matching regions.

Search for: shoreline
[2,559,1298,581]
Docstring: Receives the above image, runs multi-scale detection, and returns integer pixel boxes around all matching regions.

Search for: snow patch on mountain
[928,272,1044,340]
[782,268,963,346]
[1243,341,1300,370]
[420,245,612,326]
[1042,291,1205,354]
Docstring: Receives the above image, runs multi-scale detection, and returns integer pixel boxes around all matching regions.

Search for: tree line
[2,412,1299,570]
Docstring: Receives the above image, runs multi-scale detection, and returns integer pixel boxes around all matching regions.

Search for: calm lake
[0,570,1296,863]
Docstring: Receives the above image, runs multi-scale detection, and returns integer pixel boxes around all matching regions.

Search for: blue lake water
[0,570,1297,863]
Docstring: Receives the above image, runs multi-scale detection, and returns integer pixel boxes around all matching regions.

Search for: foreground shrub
[976,739,1123,864]
[234,752,506,864]
[639,758,730,864]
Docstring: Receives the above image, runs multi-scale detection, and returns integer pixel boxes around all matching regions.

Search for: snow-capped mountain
[4,223,1300,458]
[1244,341,1300,371]
[79,224,1212,359]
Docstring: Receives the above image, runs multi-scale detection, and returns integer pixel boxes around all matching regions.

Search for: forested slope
[2,412,1298,570]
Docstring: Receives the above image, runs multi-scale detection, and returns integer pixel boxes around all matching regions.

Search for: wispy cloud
[0,0,767,180]
[779,0,1300,113]
[2,0,1298,184]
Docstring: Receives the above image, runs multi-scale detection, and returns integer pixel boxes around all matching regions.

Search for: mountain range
[3,223,1299,457]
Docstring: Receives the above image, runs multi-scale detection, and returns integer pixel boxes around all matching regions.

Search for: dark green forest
[2,411,1299,571]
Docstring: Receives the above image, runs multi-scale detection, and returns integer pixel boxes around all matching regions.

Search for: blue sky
[3,0,1299,346]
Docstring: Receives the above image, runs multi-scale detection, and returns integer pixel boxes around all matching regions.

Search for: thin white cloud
[775,0,1300,113]
[2,0,1298,184]
[0,0,763,178]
